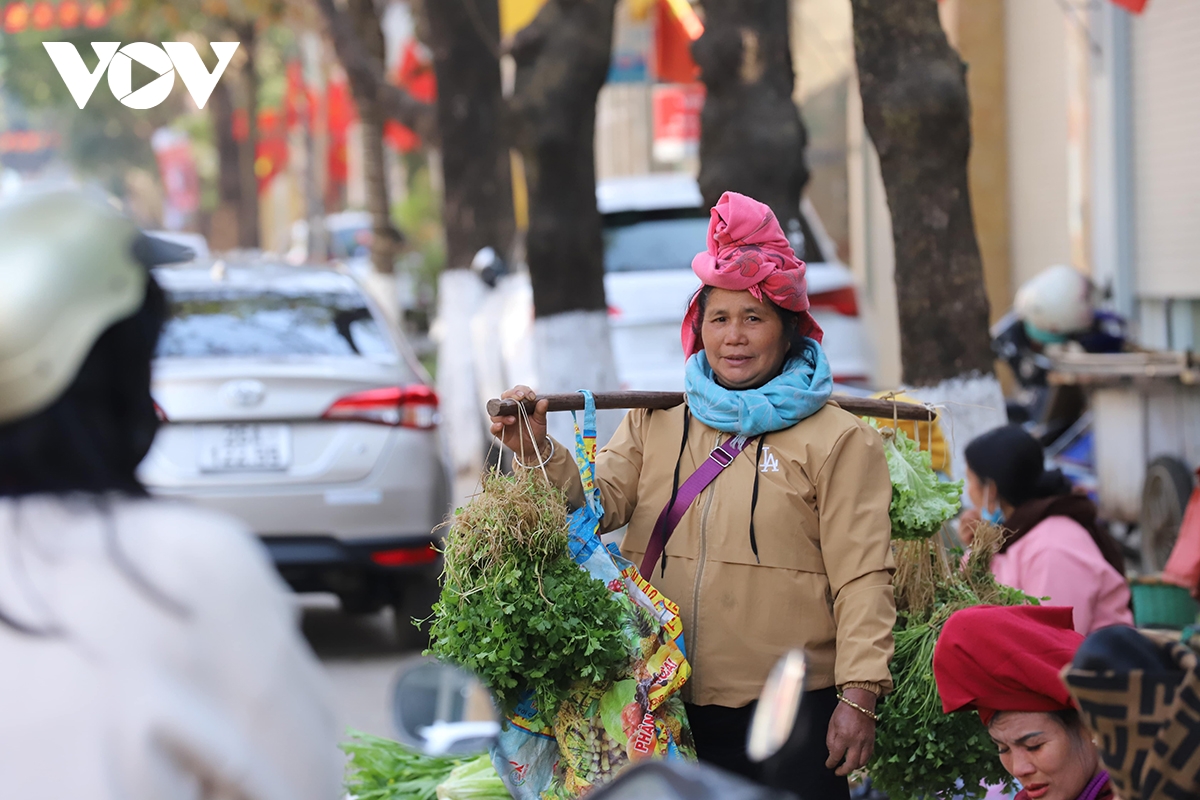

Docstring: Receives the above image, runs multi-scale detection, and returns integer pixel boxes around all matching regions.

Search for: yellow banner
[499,0,549,36]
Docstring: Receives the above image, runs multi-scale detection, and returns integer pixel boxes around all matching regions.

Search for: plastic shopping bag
[491,391,697,799]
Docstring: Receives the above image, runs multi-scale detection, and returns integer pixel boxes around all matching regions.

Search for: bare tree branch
[312,0,439,144]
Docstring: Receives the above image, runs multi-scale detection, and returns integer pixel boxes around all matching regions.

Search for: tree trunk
[850,0,993,386]
[313,0,438,142]
[423,0,515,270]
[693,0,821,262]
[421,0,517,479]
[850,0,1005,479]
[510,0,622,446]
[510,0,615,318]
[347,0,394,275]
[208,79,242,250]
[235,24,260,249]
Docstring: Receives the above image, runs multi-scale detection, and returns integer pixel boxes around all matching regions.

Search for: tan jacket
[542,401,896,707]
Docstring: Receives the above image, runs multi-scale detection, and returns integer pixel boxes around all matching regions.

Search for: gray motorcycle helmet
[0,188,192,424]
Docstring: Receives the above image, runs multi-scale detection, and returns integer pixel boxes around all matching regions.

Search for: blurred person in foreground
[961,425,1131,634]
[0,189,341,800]
[934,605,1113,800]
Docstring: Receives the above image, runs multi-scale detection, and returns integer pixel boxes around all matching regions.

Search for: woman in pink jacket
[964,425,1132,634]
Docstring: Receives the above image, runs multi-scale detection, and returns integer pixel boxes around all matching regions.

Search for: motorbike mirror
[746,649,807,763]
[391,658,501,757]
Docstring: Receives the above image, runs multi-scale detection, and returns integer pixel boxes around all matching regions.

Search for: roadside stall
[1049,351,1200,625]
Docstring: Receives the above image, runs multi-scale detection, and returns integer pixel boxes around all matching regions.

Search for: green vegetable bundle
[868,525,1036,800]
[341,730,469,800]
[874,423,964,540]
[428,470,628,731]
[436,754,510,800]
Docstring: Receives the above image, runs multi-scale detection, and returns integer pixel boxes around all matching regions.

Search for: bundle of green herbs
[868,523,1036,800]
[428,470,627,731]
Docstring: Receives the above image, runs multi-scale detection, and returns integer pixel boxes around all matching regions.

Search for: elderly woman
[934,605,1114,800]
[962,425,1132,634]
[491,192,896,796]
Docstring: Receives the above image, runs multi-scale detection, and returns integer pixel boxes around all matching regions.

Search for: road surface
[301,594,424,742]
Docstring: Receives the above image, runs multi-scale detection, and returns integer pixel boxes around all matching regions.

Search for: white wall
[1130,0,1200,300]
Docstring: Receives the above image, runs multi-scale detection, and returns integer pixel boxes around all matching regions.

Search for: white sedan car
[141,260,450,642]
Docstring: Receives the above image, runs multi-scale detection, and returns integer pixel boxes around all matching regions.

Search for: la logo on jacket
[760,446,780,473]
[43,41,239,110]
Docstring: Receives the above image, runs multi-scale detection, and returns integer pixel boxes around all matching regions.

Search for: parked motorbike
[992,265,1127,445]
[392,650,817,799]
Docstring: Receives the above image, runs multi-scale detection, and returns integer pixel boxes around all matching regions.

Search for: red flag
[254,108,288,193]
[384,40,435,153]
[325,77,355,185]
[397,40,436,103]
[1110,0,1148,11]
[3,2,29,33]
[228,108,290,193]
[284,61,315,131]
[655,0,700,84]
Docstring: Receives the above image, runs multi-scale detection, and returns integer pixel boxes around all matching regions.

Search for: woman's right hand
[489,385,550,461]
[958,507,981,546]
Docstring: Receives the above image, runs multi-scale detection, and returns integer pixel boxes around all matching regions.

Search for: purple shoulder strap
[640,434,753,578]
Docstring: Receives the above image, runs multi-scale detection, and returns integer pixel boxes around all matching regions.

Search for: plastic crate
[1131,577,1200,629]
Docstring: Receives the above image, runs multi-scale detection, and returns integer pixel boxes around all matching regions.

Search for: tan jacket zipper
[688,430,720,699]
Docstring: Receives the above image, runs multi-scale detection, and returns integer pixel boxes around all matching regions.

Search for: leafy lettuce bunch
[877,424,963,540]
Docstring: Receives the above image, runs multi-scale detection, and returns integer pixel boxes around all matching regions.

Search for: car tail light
[370,543,439,567]
[322,385,439,429]
[809,286,859,317]
[607,305,622,318]
[153,401,168,422]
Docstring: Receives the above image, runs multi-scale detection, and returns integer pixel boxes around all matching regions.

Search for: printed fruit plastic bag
[491,392,697,799]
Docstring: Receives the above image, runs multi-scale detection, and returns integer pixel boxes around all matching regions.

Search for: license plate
[197,424,292,472]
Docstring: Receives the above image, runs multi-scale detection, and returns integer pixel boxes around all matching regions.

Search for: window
[157,289,398,361]
[602,210,710,273]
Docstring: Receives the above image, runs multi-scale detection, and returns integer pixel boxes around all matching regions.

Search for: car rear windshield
[602,209,709,273]
[157,289,398,360]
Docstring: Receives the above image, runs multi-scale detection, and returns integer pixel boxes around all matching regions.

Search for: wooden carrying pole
[487,391,935,421]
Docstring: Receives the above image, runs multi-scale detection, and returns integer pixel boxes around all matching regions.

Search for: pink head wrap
[681,191,822,356]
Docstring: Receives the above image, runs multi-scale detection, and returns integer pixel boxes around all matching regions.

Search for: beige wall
[805,0,1080,386]
[847,82,902,390]
[941,0,1012,323]
[1004,0,1072,291]
[791,0,856,261]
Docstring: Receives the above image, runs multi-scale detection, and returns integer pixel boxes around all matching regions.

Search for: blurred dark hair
[964,424,1074,507]
[0,272,165,496]
[692,285,813,365]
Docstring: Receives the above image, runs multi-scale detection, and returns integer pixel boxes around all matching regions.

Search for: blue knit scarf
[684,340,833,436]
